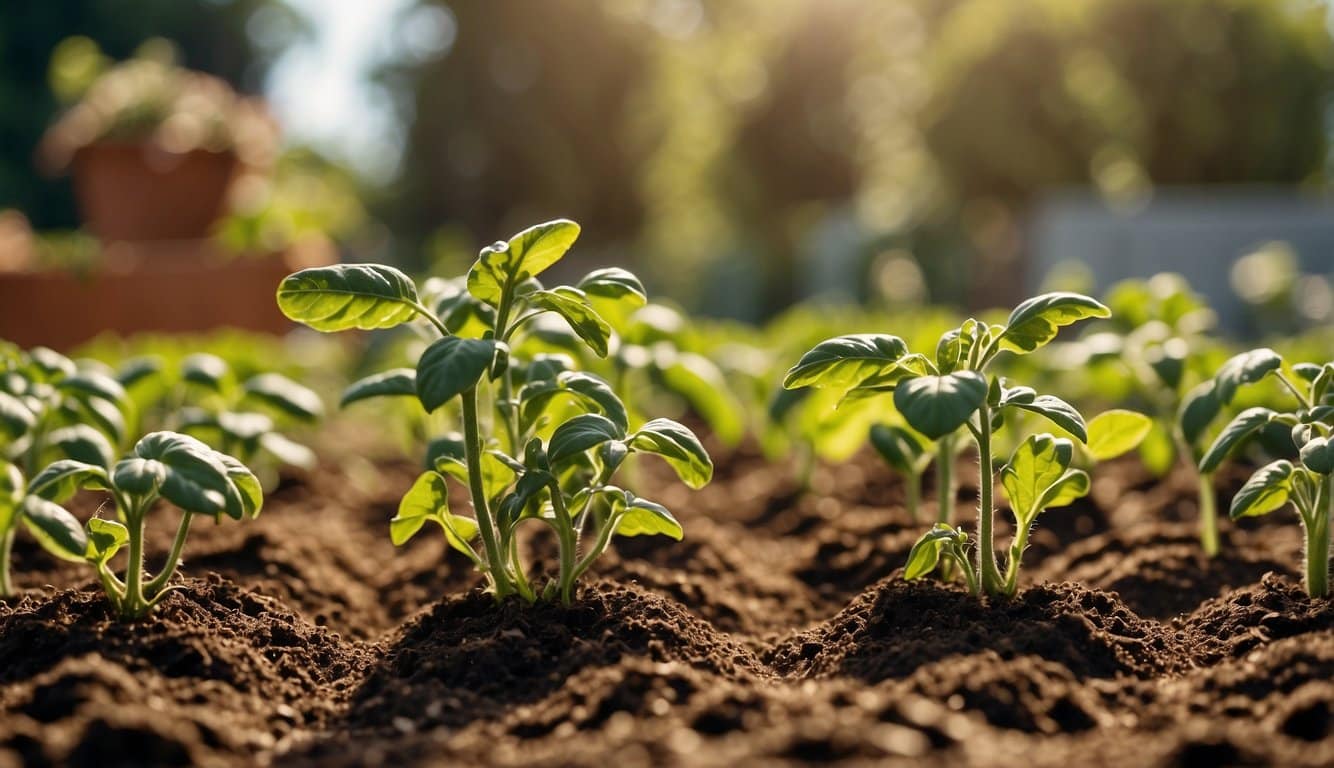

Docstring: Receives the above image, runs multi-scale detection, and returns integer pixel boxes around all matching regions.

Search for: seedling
[117,353,323,473]
[29,431,261,619]
[0,345,131,596]
[278,219,711,604]
[786,293,1130,597]
[1196,352,1333,597]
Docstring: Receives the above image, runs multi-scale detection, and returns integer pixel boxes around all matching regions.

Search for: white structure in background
[1030,190,1334,334]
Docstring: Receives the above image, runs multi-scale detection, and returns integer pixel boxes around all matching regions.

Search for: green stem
[974,401,1004,595]
[1198,471,1220,558]
[551,486,579,605]
[936,434,956,525]
[572,512,622,583]
[145,512,193,596]
[122,507,148,619]
[461,387,513,599]
[1304,477,1330,599]
[507,533,535,602]
[1003,522,1031,596]
[0,527,15,597]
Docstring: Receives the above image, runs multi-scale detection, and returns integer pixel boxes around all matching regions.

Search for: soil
[1,447,1331,767]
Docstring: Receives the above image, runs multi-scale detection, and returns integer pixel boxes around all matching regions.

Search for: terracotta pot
[71,142,240,243]
[0,241,330,351]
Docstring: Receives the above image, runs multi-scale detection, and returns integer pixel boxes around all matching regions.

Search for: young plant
[277,219,711,604]
[0,345,131,596]
[1196,353,1333,597]
[29,431,262,619]
[785,293,1116,597]
[117,353,323,473]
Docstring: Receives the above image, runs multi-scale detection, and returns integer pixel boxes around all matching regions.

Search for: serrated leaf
[783,334,910,390]
[467,219,581,306]
[893,371,988,440]
[242,373,324,421]
[21,496,87,563]
[1199,407,1275,473]
[1230,460,1295,519]
[627,418,712,489]
[1214,348,1283,404]
[1086,410,1153,461]
[525,287,611,357]
[548,414,624,464]
[341,368,417,408]
[277,264,423,332]
[999,293,1110,354]
[869,424,925,473]
[85,517,128,564]
[416,337,497,412]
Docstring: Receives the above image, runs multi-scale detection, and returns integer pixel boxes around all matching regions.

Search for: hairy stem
[974,402,1004,595]
[0,527,15,597]
[145,512,193,596]
[461,387,513,599]
[1197,471,1220,558]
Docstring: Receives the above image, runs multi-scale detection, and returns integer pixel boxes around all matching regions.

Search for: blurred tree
[0,0,300,230]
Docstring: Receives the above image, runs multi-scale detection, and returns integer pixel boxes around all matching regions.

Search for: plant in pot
[39,41,280,244]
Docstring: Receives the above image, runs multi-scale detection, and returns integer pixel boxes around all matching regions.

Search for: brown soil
[2,447,1331,767]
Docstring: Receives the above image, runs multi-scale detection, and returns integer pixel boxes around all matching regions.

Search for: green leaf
[181,354,231,391]
[1214,348,1283,404]
[0,461,23,533]
[21,497,87,563]
[467,219,581,306]
[58,372,129,407]
[1230,460,1295,519]
[415,337,498,412]
[627,418,713,489]
[1179,380,1221,446]
[657,351,745,446]
[29,459,110,503]
[548,414,624,465]
[614,494,683,540]
[904,524,965,580]
[341,368,417,408]
[893,371,988,440]
[869,424,925,473]
[999,293,1110,354]
[215,453,264,519]
[277,264,424,332]
[242,373,324,421]
[578,267,647,314]
[1299,436,1334,474]
[116,356,162,389]
[65,396,127,447]
[1138,421,1178,477]
[1199,407,1275,473]
[1001,433,1077,525]
[130,432,244,519]
[1086,410,1153,461]
[0,391,35,439]
[259,432,317,470]
[525,287,612,357]
[27,347,76,379]
[391,471,478,558]
[47,424,116,469]
[999,387,1088,443]
[85,517,128,564]
[783,334,910,390]
[519,371,628,433]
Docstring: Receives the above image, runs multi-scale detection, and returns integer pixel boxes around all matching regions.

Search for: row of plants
[1,218,1330,621]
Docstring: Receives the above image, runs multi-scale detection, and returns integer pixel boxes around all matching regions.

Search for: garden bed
[1,448,1331,767]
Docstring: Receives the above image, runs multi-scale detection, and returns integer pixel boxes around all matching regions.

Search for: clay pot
[71,142,240,243]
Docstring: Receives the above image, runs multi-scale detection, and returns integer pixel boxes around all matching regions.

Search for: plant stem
[145,512,193,596]
[0,527,15,597]
[974,401,1004,595]
[1003,523,1031,596]
[550,486,579,605]
[1197,471,1220,558]
[936,433,956,525]
[122,508,147,619]
[1304,476,1331,599]
[461,387,512,599]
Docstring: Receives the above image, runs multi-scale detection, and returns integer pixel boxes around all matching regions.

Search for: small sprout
[1199,354,1333,597]
[30,431,262,619]
[786,293,1138,597]
[278,219,710,605]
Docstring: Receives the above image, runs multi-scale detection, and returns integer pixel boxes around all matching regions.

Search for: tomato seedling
[30,431,262,619]
[1196,352,1333,597]
[278,219,711,604]
[0,345,132,596]
[786,293,1135,597]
